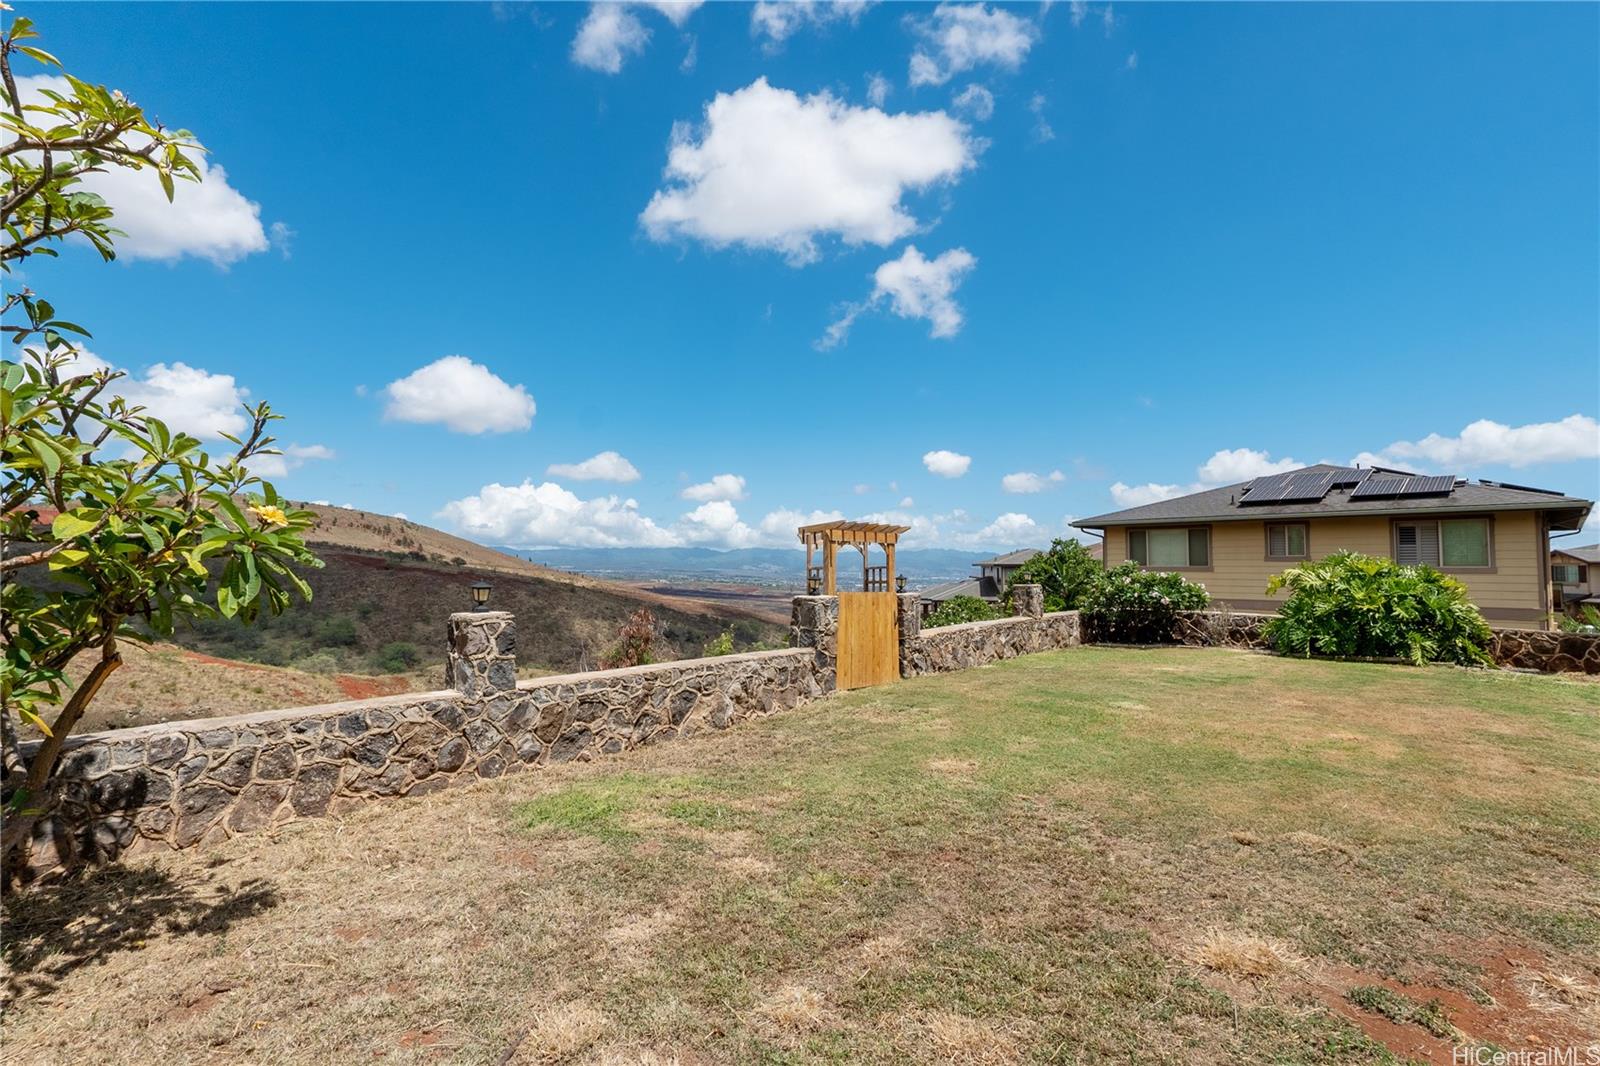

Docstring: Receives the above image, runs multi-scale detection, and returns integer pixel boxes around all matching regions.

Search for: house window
[1127,527,1209,568]
[1553,563,1583,585]
[1395,518,1491,569]
[1266,522,1308,560]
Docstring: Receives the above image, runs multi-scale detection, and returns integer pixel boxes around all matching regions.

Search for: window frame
[1552,563,1585,586]
[1125,525,1213,572]
[1263,521,1311,562]
[1390,514,1496,574]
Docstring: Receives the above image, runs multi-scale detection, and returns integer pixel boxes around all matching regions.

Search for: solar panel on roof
[1328,467,1370,487]
[1400,475,1456,497]
[1239,473,1296,504]
[1350,476,1407,499]
[1278,470,1335,501]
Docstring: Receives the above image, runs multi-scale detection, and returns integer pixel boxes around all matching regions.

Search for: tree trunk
[0,639,122,861]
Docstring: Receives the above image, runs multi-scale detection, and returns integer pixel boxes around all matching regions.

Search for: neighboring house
[1072,464,1593,629]
[1551,543,1600,616]
[920,548,1042,616]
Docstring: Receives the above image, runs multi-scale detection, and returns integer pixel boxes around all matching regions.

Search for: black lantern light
[895,574,907,593]
[807,573,821,595]
[470,580,492,611]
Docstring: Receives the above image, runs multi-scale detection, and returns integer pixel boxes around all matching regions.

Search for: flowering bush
[926,595,1003,628]
[1080,562,1210,643]
[1264,551,1491,666]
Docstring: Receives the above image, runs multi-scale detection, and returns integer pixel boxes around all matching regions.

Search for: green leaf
[50,508,100,540]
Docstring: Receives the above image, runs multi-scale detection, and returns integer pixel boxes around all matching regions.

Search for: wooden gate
[837,591,899,689]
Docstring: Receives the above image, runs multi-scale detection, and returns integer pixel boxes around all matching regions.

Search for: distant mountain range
[496,546,1004,586]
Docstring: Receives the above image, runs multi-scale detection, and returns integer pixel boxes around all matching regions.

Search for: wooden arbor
[798,520,912,594]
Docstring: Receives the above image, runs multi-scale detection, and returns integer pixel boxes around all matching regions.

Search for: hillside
[501,545,1000,585]
[163,504,788,678]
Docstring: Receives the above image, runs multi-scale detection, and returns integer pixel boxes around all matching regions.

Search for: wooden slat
[837,591,899,690]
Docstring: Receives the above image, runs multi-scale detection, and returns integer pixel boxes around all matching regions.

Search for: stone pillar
[789,595,839,693]
[896,592,922,678]
[446,611,517,698]
[1012,583,1044,619]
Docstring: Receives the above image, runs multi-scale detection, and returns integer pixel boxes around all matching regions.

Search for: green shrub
[375,641,422,673]
[1080,562,1210,643]
[703,630,735,657]
[926,595,1003,628]
[1556,604,1600,634]
[1006,538,1102,611]
[1264,551,1491,666]
[316,615,359,647]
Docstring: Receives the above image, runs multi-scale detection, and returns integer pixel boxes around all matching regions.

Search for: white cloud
[644,0,702,26]
[951,83,995,120]
[923,449,972,478]
[1001,469,1064,494]
[1108,447,1303,509]
[439,481,679,548]
[1069,0,1087,26]
[1109,481,1183,508]
[751,0,871,47]
[1028,92,1055,143]
[681,473,748,501]
[250,443,335,480]
[1354,415,1600,471]
[1195,447,1300,484]
[1125,51,1138,70]
[759,507,845,543]
[17,75,270,265]
[866,72,891,107]
[382,356,535,435]
[898,496,915,508]
[678,499,760,547]
[546,451,641,482]
[975,511,1040,543]
[853,483,872,495]
[820,245,978,348]
[571,4,650,73]
[907,3,1038,87]
[640,79,976,265]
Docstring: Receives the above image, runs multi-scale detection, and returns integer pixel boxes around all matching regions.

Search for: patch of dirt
[333,674,413,700]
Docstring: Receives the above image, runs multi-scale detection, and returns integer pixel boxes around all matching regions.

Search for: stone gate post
[446,611,518,697]
[896,592,922,677]
[1011,583,1044,619]
[789,596,839,694]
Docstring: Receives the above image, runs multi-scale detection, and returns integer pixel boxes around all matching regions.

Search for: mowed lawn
[4,649,1599,1064]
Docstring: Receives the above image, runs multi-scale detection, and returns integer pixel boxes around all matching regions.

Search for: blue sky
[17,1,1600,550]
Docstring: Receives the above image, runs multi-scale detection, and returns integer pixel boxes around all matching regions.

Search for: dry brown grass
[5,649,1598,1064]
[1193,929,1305,981]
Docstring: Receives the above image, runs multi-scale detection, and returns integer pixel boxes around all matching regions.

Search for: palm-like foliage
[1263,551,1492,666]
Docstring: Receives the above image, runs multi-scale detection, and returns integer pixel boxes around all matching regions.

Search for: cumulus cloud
[820,245,978,348]
[1028,92,1055,143]
[678,499,760,547]
[439,481,679,548]
[1352,415,1600,471]
[644,0,703,26]
[681,473,748,501]
[382,356,535,434]
[58,348,330,477]
[975,511,1040,543]
[923,449,972,478]
[908,3,1038,87]
[759,507,845,542]
[1108,448,1301,509]
[546,451,641,482]
[951,83,995,120]
[17,75,271,265]
[640,79,976,265]
[1001,469,1063,494]
[571,4,650,72]
[898,495,915,508]
[751,0,871,46]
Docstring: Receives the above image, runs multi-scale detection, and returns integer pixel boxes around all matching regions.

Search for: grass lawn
[4,648,1598,1064]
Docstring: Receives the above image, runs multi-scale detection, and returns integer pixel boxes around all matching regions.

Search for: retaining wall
[897,588,1082,676]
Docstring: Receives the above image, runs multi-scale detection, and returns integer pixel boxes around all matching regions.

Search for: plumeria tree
[1,14,320,859]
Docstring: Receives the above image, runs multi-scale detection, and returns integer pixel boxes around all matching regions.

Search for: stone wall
[898,587,1082,676]
[1169,610,1275,651]
[1489,627,1600,674]
[19,611,825,877]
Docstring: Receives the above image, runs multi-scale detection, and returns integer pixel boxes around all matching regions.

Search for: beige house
[1072,465,1593,629]
[1551,543,1600,616]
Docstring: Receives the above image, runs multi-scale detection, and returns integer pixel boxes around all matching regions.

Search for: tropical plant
[1,17,320,858]
[599,607,657,669]
[1263,551,1492,666]
[1080,562,1210,643]
[1005,538,1101,611]
[925,595,1003,628]
[1555,604,1600,634]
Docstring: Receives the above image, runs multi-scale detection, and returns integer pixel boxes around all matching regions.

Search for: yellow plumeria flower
[249,503,289,528]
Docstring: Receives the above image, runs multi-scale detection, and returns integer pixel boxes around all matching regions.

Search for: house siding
[1101,512,1547,626]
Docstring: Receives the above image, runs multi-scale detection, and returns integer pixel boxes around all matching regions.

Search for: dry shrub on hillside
[1193,929,1304,981]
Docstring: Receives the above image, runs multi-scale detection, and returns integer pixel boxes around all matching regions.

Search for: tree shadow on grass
[1,861,278,1002]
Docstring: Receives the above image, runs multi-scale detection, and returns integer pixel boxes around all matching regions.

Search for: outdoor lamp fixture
[470,580,492,611]
[807,573,821,595]
[896,574,907,593]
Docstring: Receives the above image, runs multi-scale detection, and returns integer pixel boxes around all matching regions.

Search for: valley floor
[4,649,1599,1063]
